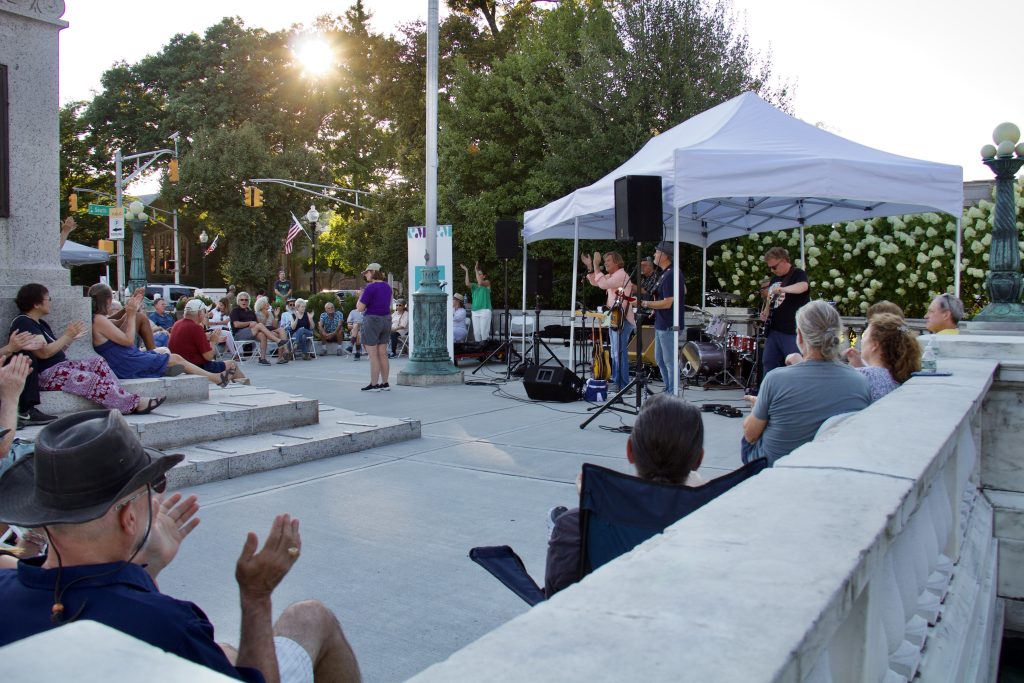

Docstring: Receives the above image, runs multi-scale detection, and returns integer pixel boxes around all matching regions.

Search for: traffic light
[68,193,78,212]
[168,159,179,183]
[253,187,263,207]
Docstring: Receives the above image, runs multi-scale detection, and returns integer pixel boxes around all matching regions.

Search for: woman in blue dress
[89,285,230,386]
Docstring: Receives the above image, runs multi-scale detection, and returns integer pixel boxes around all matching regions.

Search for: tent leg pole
[954,216,962,298]
[570,218,579,365]
[673,208,680,397]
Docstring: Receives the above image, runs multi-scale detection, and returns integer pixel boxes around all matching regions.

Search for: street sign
[108,207,125,240]
[88,203,111,216]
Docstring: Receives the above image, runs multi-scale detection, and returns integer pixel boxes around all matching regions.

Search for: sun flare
[294,38,333,77]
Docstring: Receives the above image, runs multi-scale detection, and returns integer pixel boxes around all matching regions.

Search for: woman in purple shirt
[356,263,393,391]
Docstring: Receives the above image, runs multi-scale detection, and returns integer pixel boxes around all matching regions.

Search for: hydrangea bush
[706,180,1024,318]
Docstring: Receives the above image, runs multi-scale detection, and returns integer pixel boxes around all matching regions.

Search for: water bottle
[921,336,937,374]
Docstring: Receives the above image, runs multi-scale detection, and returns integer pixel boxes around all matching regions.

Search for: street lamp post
[975,122,1024,323]
[125,200,149,292]
[305,205,320,293]
[199,230,209,289]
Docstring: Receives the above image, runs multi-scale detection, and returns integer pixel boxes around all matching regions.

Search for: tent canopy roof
[523,92,963,246]
[60,239,112,267]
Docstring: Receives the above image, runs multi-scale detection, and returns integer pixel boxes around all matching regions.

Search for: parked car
[144,284,197,303]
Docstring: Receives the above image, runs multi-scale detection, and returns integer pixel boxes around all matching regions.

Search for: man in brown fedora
[0,410,360,683]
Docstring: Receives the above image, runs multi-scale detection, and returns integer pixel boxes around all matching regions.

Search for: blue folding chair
[469,458,768,606]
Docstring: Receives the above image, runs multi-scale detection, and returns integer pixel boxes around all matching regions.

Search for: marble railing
[411,344,1020,682]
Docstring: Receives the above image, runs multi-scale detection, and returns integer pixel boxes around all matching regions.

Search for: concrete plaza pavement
[158,350,749,682]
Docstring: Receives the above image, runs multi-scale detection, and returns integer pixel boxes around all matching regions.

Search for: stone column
[0,2,91,357]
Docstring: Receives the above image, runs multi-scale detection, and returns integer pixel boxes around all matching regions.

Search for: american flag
[284,214,306,255]
[204,235,219,256]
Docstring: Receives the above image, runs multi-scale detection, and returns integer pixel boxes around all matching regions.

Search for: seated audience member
[256,295,292,364]
[9,283,165,419]
[346,302,364,360]
[230,292,279,366]
[148,296,176,347]
[318,302,345,355]
[208,297,237,358]
[452,294,469,343]
[866,300,905,320]
[742,300,872,466]
[546,394,705,597]
[169,299,249,385]
[843,313,921,401]
[924,293,963,334]
[388,299,409,358]
[107,288,159,351]
[90,284,230,387]
[0,410,362,682]
[287,299,315,360]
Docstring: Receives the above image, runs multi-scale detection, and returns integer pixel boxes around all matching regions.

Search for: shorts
[200,360,227,373]
[274,636,314,683]
[360,314,390,346]
[235,328,254,341]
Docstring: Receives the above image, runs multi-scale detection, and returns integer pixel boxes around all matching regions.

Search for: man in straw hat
[0,410,360,682]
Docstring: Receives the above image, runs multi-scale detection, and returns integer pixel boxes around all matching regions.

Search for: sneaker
[277,356,289,364]
[336,347,343,357]
[378,382,390,391]
[18,407,58,427]
[345,345,353,353]
[258,358,271,366]
[387,352,396,359]
[360,383,378,391]
[354,353,361,361]
[547,505,568,533]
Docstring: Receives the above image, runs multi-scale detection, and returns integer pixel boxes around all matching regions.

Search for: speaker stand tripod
[519,294,564,372]
[473,258,520,378]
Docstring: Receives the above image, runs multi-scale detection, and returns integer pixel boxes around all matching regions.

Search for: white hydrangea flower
[835,277,845,287]
[855,273,864,282]
[967,206,984,219]
[982,234,992,246]
[891,217,905,230]
[931,259,942,269]
[808,257,818,267]
[895,287,906,295]
[852,248,861,256]
[963,227,976,239]
[908,273,918,283]
[931,246,945,257]
[926,271,938,283]
[925,226,938,238]
[864,224,874,234]
[829,230,841,241]
[896,262,906,272]
[829,269,840,277]
[918,281,927,288]
[868,250,877,259]
[843,252,852,261]
[845,224,858,234]
[971,241,986,254]
[916,252,929,264]
[859,301,869,312]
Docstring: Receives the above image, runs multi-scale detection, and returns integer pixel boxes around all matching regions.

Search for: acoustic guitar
[591,317,611,381]
[609,286,636,332]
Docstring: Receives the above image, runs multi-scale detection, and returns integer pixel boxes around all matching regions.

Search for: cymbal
[706,290,741,302]
[685,305,706,314]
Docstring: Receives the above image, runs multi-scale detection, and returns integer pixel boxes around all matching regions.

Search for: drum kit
[681,290,763,389]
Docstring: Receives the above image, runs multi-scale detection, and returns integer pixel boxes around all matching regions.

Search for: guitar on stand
[591,315,611,381]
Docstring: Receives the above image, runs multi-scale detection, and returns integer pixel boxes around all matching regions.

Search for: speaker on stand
[614,175,663,242]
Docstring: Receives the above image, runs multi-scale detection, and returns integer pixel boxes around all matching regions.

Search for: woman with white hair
[741,300,872,466]
[287,298,315,360]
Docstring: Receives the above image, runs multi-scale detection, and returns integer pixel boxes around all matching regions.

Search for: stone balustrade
[411,340,1023,682]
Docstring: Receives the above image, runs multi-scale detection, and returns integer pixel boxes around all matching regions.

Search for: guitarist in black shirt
[760,247,810,376]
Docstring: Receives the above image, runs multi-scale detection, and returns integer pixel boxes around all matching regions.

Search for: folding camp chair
[469,458,769,606]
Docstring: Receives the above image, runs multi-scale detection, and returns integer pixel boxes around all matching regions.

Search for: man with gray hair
[741,300,872,466]
[924,293,963,334]
[0,410,361,682]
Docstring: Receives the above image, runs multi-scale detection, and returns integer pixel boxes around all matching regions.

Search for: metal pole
[672,208,680,396]
[172,208,180,284]
[425,0,438,267]
[954,216,962,298]
[115,149,125,296]
[311,223,318,293]
[569,217,579,359]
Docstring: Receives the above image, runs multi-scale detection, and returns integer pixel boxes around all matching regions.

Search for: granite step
[39,375,211,415]
[167,405,421,488]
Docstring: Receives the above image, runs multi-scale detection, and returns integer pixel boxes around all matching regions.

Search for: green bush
[304,292,341,325]
[175,295,214,312]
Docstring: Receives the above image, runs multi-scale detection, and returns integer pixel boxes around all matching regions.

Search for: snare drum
[728,334,755,354]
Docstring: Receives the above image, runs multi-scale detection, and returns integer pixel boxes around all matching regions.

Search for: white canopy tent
[60,240,113,268]
[521,92,963,394]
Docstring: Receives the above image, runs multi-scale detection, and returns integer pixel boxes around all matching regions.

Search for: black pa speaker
[495,220,519,259]
[523,366,584,402]
[614,175,663,242]
[525,258,552,300]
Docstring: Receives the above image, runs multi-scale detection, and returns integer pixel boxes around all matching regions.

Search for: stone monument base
[962,320,1024,337]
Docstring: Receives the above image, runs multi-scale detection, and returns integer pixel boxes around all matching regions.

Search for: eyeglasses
[113,475,166,512]
[766,262,783,271]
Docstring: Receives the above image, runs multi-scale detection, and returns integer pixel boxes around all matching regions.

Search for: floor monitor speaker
[495,220,519,259]
[627,326,657,365]
[614,175,663,242]
[523,365,584,402]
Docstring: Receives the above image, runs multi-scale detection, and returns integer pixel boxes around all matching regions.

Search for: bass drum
[681,341,727,378]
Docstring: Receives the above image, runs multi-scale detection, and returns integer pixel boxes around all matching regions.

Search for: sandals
[135,396,167,415]
[218,369,234,387]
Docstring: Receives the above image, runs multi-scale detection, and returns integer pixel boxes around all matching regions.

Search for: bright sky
[59,0,1022,183]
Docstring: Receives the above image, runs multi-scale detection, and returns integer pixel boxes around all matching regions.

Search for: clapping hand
[843,346,863,367]
[6,331,44,352]
[0,354,32,401]
[460,263,469,272]
[140,492,201,580]
[580,253,592,269]
[64,320,87,340]
[235,514,301,600]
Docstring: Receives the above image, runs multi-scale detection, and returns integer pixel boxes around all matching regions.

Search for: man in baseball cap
[0,410,360,682]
